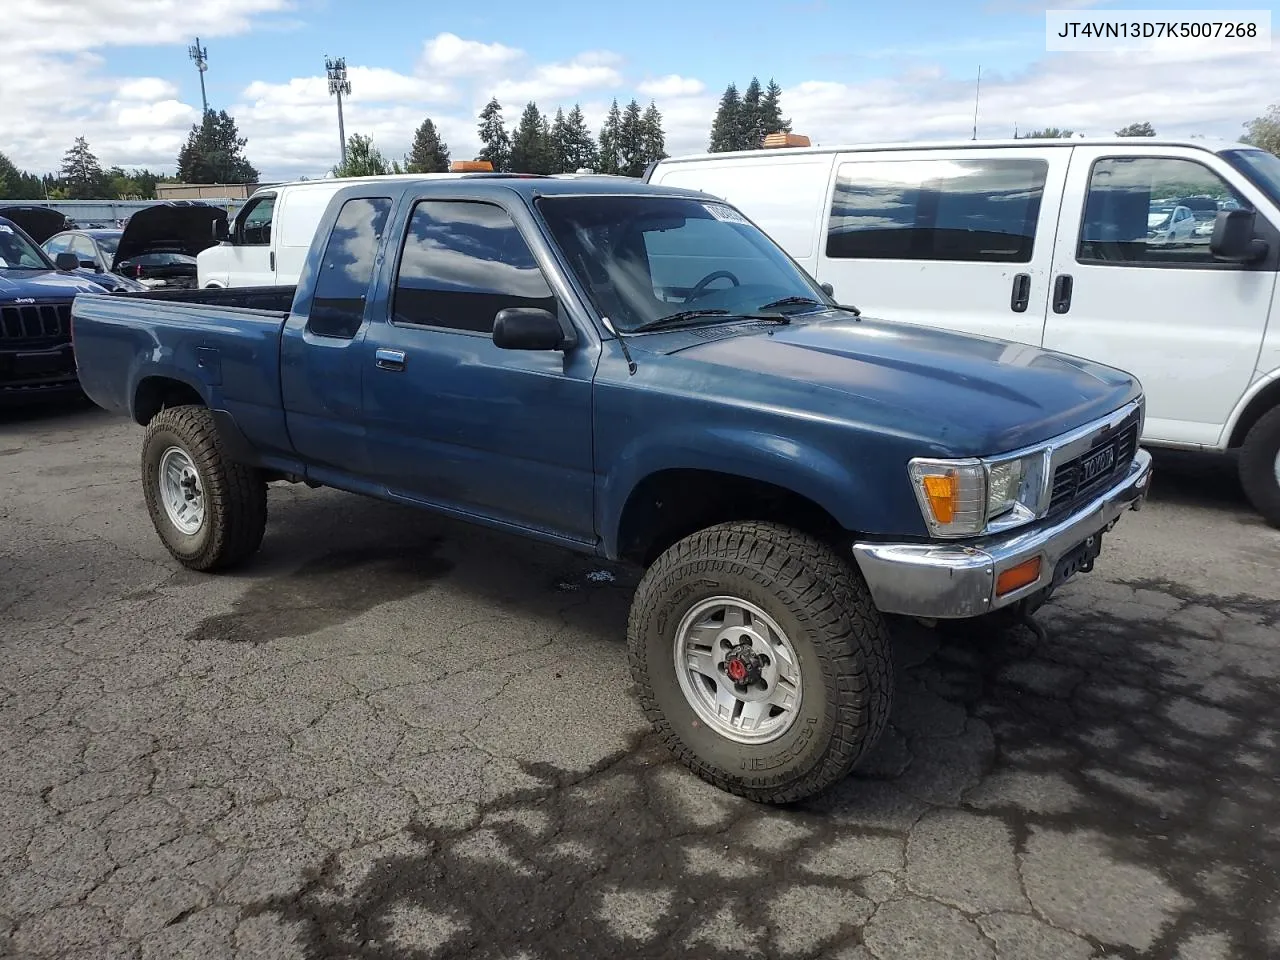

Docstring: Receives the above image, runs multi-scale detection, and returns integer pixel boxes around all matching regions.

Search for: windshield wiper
[630,309,791,334]
[757,295,862,317]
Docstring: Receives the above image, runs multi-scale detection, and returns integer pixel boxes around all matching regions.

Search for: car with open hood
[41,201,227,291]
[0,205,146,294]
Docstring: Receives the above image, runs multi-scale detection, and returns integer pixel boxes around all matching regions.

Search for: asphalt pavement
[1,401,1278,960]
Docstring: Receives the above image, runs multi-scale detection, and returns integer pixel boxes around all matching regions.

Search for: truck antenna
[601,315,638,375]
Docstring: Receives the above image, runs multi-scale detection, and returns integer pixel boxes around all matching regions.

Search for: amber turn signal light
[995,556,1042,596]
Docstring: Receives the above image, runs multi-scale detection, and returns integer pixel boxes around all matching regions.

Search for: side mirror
[820,282,834,297]
[492,307,570,351]
[214,219,230,242]
[54,252,79,271]
[1210,209,1268,263]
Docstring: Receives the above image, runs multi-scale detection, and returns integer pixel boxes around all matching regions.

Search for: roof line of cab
[325,175,714,203]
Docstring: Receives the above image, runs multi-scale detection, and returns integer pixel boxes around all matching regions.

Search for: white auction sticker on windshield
[704,203,749,224]
[0,224,12,234]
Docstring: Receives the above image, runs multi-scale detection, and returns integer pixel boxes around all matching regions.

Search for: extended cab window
[306,197,392,339]
[238,194,276,246]
[392,200,556,334]
[1078,157,1254,267]
[827,158,1048,263]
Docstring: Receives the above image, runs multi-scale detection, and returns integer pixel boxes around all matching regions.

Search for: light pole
[188,38,209,115]
[326,56,351,166]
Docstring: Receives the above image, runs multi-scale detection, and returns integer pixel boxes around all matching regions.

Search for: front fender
[597,422,926,557]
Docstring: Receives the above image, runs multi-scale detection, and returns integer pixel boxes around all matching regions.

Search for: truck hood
[652,315,1141,456]
[0,206,72,245]
[113,203,227,268]
[0,269,109,299]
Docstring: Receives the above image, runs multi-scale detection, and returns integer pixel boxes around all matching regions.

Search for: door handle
[375,348,406,371]
[1010,273,1031,313]
[269,250,275,271]
[1052,274,1074,314]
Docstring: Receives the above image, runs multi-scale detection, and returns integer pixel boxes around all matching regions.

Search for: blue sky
[4,0,1277,180]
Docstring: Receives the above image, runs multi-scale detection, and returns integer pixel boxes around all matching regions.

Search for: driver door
[222,192,277,287]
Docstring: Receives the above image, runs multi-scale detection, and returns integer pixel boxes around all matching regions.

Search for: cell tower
[188,38,209,115]
[326,56,351,166]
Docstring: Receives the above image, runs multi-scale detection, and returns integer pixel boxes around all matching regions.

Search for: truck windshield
[1222,148,1280,208]
[536,195,829,333]
[0,221,53,270]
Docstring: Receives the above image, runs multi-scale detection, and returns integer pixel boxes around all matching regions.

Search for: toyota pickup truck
[71,175,1153,804]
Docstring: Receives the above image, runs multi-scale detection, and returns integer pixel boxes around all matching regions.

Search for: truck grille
[1047,409,1141,515]
[0,301,71,342]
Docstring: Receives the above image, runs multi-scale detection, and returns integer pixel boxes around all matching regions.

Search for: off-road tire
[141,405,267,571]
[1239,406,1280,529]
[627,521,893,804]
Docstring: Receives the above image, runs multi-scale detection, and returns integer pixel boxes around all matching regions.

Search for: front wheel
[1239,406,1280,529]
[627,521,893,804]
[141,405,267,571]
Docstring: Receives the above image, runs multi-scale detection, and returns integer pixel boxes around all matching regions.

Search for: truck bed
[71,285,296,429]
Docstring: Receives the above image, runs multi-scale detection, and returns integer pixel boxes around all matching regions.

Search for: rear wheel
[141,405,267,571]
[627,521,893,804]
[1239,406,1280,528]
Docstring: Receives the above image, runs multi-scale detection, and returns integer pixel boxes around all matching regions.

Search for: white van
[647,137,1280,527]
[197,173,470,289]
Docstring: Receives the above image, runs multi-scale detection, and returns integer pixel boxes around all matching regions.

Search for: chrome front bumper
[852,449,1153,619]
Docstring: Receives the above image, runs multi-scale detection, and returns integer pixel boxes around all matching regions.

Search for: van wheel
[1239,406,1280,528]
[627,521,893,804]
[141,405,268,571]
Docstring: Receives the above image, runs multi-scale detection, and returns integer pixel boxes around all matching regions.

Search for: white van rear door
[1041,145,1277,447]
[274,185,341,285]
[650,154,836,275]
[815,146,1069,345]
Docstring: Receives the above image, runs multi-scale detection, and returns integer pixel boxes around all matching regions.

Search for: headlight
[909,450,1049,538]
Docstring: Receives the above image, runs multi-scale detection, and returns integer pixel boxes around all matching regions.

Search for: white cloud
[0,20,1273,184]
[638,75,706,99]
[117,77,179,101]
[419,33,522,76]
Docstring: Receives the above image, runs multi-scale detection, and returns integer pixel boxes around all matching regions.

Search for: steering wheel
[688,270,741,300]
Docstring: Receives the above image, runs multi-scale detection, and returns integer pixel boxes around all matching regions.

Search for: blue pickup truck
[71,175,1153,803]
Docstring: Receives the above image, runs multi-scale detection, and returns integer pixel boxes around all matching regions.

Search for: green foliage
[511,102,553,174]
[332,133,399,178]
[1115,121,1156,137]
[407,117,451,173]
[1243,104,1280,155]
[708,78,790,152]
[709,83,742,153]
[0,152,48,200]
[176,110,259,184]
[477,98,512,173]
[598,100,624,174]
[559,105,598,172]
[60,136,103,199]
[1018,127,1075,139]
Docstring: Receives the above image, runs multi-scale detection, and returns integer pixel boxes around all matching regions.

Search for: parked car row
[0,201,226,401]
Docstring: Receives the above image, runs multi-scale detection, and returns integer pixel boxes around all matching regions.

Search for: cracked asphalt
[2,401,1279,960]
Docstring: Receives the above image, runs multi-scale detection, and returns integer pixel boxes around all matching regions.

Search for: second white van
[647,137,1280,527]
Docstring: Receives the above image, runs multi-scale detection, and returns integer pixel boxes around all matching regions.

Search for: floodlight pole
[326,56,351,166]
[188,38,209,115]
[972,65,981,141]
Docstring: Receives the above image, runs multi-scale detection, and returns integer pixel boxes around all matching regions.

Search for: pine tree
[407,117,451,173]
[563,104,598,172]
[511,102,552,174]
[60,136,103,198]
[617,99,647,177]
[539,114,554,173]
[549,108,569,173]
[641,101,667,169]
[176,110,259,184]
[598,100,624,175]
[0,152,49,200]
[477,98,511,172]
[760,79,791,139]
[741,77,765,150]
[708,83,742,153]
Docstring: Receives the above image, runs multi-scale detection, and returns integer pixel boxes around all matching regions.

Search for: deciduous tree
[1115,121,1156,137]
[1243,105,1280,155]
[332,133,398,177]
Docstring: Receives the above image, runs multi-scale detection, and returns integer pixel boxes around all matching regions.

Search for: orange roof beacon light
[762,132,811,149]
[450,159,494,172]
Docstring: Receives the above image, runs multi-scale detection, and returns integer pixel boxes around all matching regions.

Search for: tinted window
[393,200,555,333]
[70,235,99,263]
[1079,157,1252,267]
[239,194,275,245]
[0,222,48,268]
[827,158,1048,262]
[307,197,392,339]
[44,235,70,255]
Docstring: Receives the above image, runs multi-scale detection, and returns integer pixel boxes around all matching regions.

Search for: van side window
[306,197,392,340]
[1078,157,1253,267]
[392,200,556,334]
[238,195,276,246]
[827,159,1048,263]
